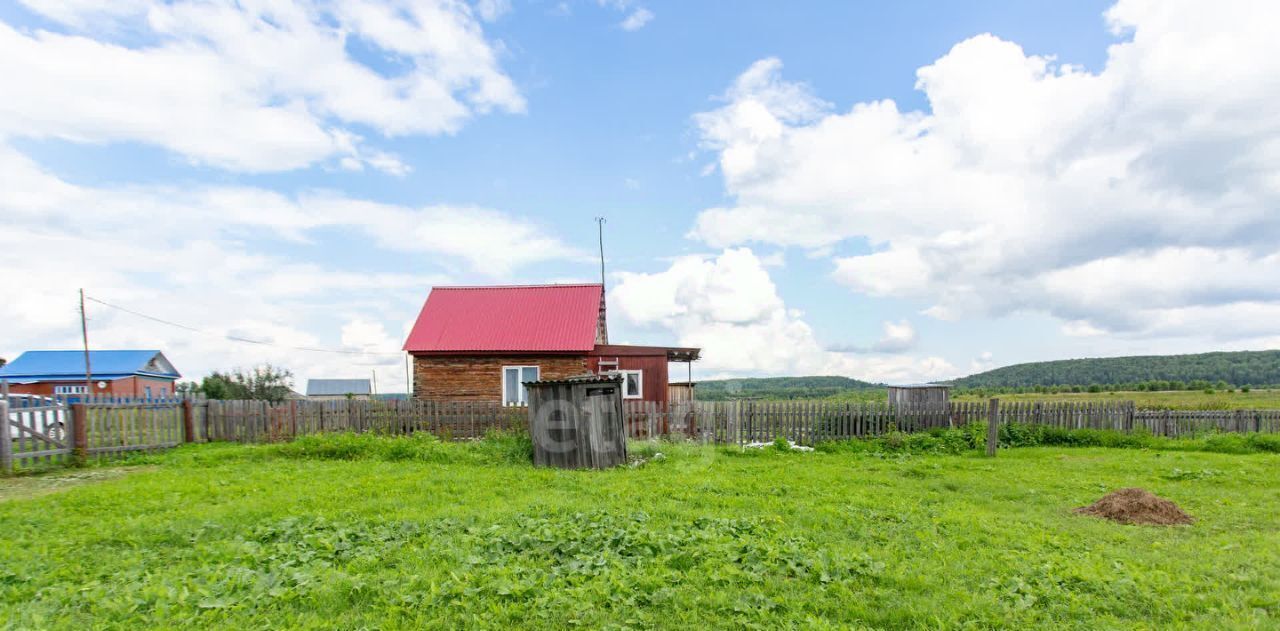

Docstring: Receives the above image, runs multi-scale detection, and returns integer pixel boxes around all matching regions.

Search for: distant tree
[199,372,243,400]
[0,357,6,369]
[200,365,294,403]
[174,381,201,397]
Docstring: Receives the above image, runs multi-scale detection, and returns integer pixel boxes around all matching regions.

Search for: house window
[145,386,152,399]
[619,370,643,399]
[54,385,87,395]
[502,366,539,406]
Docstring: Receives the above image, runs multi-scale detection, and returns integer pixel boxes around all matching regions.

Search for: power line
[85,295,404,357]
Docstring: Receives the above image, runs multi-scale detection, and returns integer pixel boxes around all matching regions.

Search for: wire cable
[85,295,404,356]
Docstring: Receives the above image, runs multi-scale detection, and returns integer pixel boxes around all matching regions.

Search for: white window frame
[54,385,87,395]
[502,365,539,406]
[618,369,643,399]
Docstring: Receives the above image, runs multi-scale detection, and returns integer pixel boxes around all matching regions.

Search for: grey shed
[887,383,951,408]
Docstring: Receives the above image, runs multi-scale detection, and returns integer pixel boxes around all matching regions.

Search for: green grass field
[952,388,1280,410]
[2,435,1278,629]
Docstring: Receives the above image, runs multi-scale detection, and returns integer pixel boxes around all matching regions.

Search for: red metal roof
[403,284,604,353]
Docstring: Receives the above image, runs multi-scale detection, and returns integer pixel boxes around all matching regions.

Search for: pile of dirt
[1074,488,1195,526]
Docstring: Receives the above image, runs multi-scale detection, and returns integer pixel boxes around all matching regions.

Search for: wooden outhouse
[526,374,627,469]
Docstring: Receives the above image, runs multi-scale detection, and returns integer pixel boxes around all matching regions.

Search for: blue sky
[2,0,1278,390]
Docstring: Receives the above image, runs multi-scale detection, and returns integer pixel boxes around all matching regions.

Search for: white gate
[1,390,73,473]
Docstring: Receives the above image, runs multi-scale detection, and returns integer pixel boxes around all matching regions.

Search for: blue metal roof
[0,350,180,380]
[306,379,372,396]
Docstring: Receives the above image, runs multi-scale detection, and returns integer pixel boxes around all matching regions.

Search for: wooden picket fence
[203,399,527,443]
[6,394,1280,472]
[620,399,1280,446]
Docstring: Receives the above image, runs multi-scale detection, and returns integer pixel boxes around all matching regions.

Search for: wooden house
[402,284,699,405]
[0,350,181,399]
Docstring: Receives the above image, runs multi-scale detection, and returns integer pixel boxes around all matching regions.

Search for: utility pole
[79,288,93,397]
[371,369,378,397]
[594,217,607,287]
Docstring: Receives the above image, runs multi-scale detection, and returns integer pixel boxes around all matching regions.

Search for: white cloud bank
[0,145,580,391]
[610,248,955,383]
[0,0,523,172]
[691,0,1280,347]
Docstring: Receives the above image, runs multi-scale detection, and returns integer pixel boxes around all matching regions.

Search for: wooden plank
[0,400,11,474]
[986,399,999,457]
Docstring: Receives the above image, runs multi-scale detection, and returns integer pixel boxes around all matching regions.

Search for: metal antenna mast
[594,217,607,287]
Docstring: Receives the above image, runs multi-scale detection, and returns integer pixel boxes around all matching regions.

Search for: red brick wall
[5,377,176,398]
[412,354,589,402]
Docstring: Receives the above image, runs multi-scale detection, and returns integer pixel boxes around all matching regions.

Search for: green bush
[816,423,1280,456]
[1245,432,1280,452]
[816,428,973,455]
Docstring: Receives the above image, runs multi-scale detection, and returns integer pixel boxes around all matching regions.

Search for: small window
[54,385,87,395]
[620,370,642,399]
[502,365,539,406]
[145,386,152,399]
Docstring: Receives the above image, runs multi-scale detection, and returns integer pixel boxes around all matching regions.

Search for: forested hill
[950,350,1280,389]
[694,376,880,400]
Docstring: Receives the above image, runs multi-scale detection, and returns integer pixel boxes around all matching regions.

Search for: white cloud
[872,320,917,353]
[610,248,956,383]
[0,144,582,391]
[826,319,918,354]
[594,0,652,31]
[473,0,512,21]
[0,146,579,277]
[0,0,523,173]
[619,7,653,31]
[690,0,1280,346]
[969,351,995,373]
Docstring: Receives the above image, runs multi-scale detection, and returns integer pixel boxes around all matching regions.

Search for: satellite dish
[96,381,107,389]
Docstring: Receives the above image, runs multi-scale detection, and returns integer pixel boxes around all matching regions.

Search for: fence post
[985,398,1000,457]
[0,399,11,474]
[181,398,195,443]
[71,402,89,464]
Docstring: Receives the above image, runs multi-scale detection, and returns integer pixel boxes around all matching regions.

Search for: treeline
[695,376,880,401]
[953,380,1276,398]
[952,350,1280,389]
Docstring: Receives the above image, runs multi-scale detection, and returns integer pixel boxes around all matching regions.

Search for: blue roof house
[0,350,181,399]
